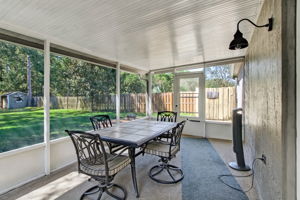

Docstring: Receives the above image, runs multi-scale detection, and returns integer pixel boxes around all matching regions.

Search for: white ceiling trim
[150,56,244,74]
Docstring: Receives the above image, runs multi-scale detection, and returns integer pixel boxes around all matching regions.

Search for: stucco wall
[297,0,300,197]
[243,0,296,200]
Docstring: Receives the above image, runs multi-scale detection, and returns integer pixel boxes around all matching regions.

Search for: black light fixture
[229,18,273,50]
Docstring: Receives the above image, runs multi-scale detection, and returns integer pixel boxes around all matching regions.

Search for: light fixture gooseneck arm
[237,18,273,31]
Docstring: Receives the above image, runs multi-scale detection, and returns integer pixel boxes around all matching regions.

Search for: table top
[88,119,177,147]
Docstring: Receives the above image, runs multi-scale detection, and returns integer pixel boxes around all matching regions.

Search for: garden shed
[0,92,28,109]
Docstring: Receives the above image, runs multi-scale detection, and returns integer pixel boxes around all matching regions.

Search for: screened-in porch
[0,0,298,200]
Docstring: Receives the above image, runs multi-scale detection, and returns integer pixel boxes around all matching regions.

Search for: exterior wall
[243,0,296,200]
[281,1,296,199]
[0,144,45,194]
[50,137,76,171]
[297,0,300,197]
[0,137,76,195]
[205,121,232,140]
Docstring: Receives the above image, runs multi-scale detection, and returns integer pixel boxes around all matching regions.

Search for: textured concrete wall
[243,0,296,199]
[281,0,296,199]
[297,0,300,197]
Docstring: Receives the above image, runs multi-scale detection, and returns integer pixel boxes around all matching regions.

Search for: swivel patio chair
[66,130,130,200]
[157,111,177,122]
[156,111,177,141]
[144,120,186,184]
[90,115,125,153]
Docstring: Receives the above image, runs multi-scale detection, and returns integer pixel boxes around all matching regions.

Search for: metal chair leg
[80,185,101,200]
[106,183,127,200]
[149,162,184,184]
[96,189,103,200]
[80,183,127,200]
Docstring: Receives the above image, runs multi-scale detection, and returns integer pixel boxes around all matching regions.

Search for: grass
[0,107,146,153]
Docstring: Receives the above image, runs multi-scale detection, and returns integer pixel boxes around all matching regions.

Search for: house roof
[0,92,26,97]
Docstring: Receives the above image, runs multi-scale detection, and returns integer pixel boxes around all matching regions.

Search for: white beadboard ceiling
[0,0,263,71]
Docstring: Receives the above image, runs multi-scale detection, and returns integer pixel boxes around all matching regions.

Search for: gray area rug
[181,138,248,200]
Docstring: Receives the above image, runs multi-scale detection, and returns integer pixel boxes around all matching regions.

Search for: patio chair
[66,130,130,200]
[157,111,177,140]
[157,111,177,122]
[144,120,186,184]
[90,115,125,153]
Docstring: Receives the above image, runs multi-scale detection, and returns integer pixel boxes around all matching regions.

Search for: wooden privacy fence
[33,87,236,120]
[120,93,146,113]
[205,87,236,120]
[179,93,198,114]
[152,92,173,112]
[152,87,236,120]
[33,94,146,113]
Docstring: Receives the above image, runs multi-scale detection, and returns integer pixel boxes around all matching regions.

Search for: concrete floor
[1,154,181,200]
[209,139,259,200]
[0,138,259,200]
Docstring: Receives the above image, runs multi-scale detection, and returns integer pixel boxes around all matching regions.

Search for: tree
[205,66,235,88]
[152,73,174,93]
[0,41,43,96]
[120,72,146,94]
[50,55,116,97]
[179,78,198,92]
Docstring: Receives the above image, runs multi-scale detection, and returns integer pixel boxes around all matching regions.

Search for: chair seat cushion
[80,154,130,176]
[144,141,179,157]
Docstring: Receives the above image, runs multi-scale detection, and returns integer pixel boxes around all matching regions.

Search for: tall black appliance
[228,108,250,171]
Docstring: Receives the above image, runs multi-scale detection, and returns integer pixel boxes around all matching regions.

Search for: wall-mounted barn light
[229,18,273,50]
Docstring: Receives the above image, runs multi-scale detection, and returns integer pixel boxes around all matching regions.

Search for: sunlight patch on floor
[17,172,88,200]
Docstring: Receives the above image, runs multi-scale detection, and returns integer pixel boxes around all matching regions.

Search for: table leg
[129,147,140,198]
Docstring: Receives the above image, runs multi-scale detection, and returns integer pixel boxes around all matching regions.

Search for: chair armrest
[107,147,129,162]
[154,140,172,146]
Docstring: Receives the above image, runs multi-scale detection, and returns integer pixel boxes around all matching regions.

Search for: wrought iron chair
[144,120,186,184]
[157,111,177,140]
[90,115,125,153]
[157,111,177,122]
[66,130,130,200]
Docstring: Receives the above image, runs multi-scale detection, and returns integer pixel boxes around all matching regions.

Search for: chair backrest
[157,111,177,122]
[65,130,109,177]
[90,115,112,130]
[170,120,186,147]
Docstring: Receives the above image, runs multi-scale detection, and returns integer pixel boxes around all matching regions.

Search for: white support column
[146,72,152,118]
[116,62,120,124]
[44,40,50,175]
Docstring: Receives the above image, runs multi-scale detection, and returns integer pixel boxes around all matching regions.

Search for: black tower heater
[228,108,250,171]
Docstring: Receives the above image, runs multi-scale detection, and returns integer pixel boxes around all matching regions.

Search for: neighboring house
[0,92,28,109]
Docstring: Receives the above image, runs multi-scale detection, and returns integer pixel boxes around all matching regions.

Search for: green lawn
[0,107,145,153]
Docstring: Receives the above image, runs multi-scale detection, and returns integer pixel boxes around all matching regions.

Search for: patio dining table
[88,119,177,198]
